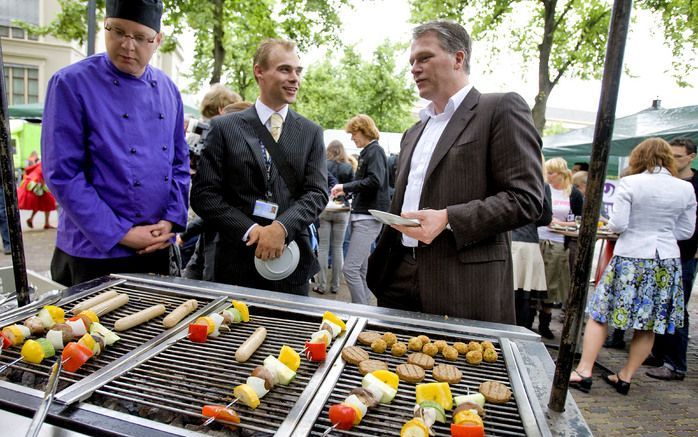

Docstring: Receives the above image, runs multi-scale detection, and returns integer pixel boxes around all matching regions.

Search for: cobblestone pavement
[2,220,696,436]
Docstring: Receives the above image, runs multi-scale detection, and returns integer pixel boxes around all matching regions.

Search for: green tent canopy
[9,101,201,119]
[543,105,698,176]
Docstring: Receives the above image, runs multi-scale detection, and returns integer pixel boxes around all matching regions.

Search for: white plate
[254,241,300,281]
[368,209,420,227]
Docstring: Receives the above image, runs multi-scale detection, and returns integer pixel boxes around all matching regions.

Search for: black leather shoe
[602,373,630,395]
[646,366,685,381]
[569,370,593,393]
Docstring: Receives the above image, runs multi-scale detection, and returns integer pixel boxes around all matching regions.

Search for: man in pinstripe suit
[191,39,328,295]
[367,21,544,324]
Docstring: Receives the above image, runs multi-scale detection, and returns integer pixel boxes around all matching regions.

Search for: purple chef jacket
[41,53,190,259]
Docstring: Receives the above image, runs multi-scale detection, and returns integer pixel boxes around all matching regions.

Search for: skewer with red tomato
[188,300,250,343]
[1,308,119,371]
[201,345,301,428]
[324,370,400,433]
[303,311,346,362]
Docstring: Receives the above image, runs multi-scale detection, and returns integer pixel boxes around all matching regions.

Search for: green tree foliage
[637,0,698,87]
[410,0,697,132]
[164,0,350,97]
[295,42,417,132]
[18,0,349,98]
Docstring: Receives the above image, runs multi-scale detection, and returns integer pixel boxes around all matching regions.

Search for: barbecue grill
[0,274,591,436]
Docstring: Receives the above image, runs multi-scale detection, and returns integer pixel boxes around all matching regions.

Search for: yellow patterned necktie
[270,113,283,142]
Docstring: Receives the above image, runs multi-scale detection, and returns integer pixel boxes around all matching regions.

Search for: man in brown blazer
[367,21,544,324]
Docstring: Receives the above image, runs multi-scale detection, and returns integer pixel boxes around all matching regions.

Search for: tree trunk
[532,90,550,133]
[534,0,558,133]
[210,0,225,84]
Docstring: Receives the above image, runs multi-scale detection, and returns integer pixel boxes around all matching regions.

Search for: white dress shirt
[242,100,290,241]
[610,167,697,259]
[401,84,473,247]
[255,99,288,129]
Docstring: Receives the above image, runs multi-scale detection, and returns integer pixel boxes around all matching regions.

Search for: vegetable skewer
[202,398,239,427]
[324,370,400,433]
[302,311,346,362]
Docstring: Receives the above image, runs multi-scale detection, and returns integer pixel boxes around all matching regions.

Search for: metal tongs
[0,292,18,307]
[25,356,68,437]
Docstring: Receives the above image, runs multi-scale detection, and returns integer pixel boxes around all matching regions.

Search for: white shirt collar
[645,167,671,176]
[255,98,289,125]
[418,84,473,122]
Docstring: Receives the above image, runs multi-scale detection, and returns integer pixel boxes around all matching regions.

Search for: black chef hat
[106,0,163,33]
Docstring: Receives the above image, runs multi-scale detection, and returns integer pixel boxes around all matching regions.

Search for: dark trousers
[376,249,423,313]
[51,246,170,287]
[651,258,695,373]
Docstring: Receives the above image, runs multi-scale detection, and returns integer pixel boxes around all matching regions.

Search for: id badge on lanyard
[253,142,279,220]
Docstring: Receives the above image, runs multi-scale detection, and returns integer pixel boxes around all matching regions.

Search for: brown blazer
[367,88,544,324]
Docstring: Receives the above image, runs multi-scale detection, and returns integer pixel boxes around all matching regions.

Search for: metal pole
[548,0,633,412]
[0,43,30,306]
[87,0,96,56]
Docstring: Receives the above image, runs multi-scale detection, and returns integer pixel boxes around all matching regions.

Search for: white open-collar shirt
[400,84,473,247]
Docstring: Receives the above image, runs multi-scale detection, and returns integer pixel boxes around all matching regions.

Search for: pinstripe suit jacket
[191,106,328,290]
[367,88,544,324]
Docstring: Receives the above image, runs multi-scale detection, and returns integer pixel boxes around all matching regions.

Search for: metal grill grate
[309,323,528,437]
[0,281,216,394]
[91,305,339,435]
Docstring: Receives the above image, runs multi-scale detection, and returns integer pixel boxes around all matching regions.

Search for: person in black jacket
[331,114,389,304]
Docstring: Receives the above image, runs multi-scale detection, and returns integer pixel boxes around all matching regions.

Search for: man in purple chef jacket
[41,0,190,286]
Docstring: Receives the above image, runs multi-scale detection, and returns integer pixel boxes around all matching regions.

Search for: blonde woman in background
[200,83,241,119]
[537,157,583,339]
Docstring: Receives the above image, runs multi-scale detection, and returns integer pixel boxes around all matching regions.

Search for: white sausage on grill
[71,290,119,314]
[163,299,198,328]
[235,327,267,362]
[89,293,130,317]
[114,304,166,331]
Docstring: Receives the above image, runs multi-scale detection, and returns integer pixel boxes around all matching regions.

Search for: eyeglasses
[105,24,156,47]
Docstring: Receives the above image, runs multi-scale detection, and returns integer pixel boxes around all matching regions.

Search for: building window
[0,0,39,40]
[3,64,39,105]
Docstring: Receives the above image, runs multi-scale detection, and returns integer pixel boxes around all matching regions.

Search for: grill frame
[0,275,570,436]
[295,317,551,437]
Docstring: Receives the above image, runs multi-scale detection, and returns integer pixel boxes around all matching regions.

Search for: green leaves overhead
[163,0,349,96]
[295,42,417,132]
[409,0,695,132]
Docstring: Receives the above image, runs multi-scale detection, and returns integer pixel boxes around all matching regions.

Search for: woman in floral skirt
[569,138,696,395]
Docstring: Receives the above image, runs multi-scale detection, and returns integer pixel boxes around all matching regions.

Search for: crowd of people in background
[8,0,689,402]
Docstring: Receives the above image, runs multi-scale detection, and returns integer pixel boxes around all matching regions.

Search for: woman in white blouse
[570,138,696,395]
